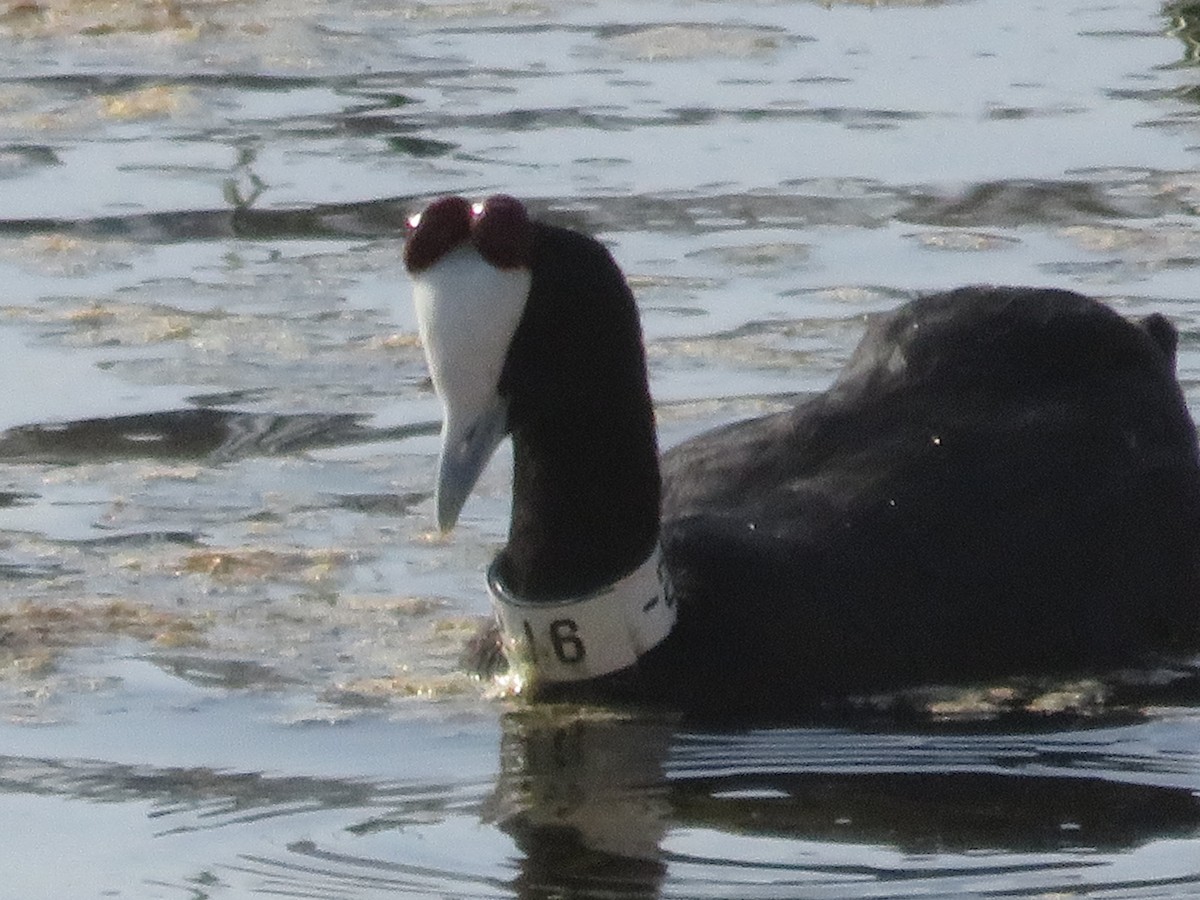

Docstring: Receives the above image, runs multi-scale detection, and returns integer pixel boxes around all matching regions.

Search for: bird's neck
[490,221,662,601]
[494,398,661,600]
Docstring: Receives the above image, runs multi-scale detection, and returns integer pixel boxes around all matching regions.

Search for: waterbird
[404,194,1200,720]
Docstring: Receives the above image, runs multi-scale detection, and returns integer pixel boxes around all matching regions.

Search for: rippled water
[2,0,1200,896]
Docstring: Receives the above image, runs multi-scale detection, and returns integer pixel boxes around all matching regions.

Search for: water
[1,0,1200,896]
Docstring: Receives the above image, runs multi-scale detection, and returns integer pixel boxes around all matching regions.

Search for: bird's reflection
[485,706,1200,899]
[486,709,675,896]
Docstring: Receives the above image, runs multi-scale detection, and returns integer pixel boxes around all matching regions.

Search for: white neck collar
[486,545,676,684]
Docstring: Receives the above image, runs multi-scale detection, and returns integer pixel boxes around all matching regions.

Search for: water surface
[2,0,1200,896]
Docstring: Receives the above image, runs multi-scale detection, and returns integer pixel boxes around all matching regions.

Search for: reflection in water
[900,179,1138,227]
[11,712,1193,898]
[3,703,1200,897]
[484,713,1200,899]
[0,194,420,241]
[1,173,1194,252]
[0,408,436,463]
[0,754,377,823]
[490,711,674,897]
[223,139,266,212]
[1167,2,1200,64]
[669,770,1200,853]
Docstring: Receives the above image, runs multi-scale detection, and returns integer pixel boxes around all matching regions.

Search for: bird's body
[405,195,1200,720]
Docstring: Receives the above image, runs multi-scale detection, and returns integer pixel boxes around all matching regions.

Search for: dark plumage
[407,196,1200,720]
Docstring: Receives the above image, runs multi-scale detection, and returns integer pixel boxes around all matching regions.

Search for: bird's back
[656,287,1200,708]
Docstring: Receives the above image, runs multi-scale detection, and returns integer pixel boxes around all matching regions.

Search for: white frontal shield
[411,244,531,531]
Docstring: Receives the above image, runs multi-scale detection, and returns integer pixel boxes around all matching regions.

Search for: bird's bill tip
[433,402,508,532]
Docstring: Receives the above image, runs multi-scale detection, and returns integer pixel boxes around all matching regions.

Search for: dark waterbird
[404,194,1200,720]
